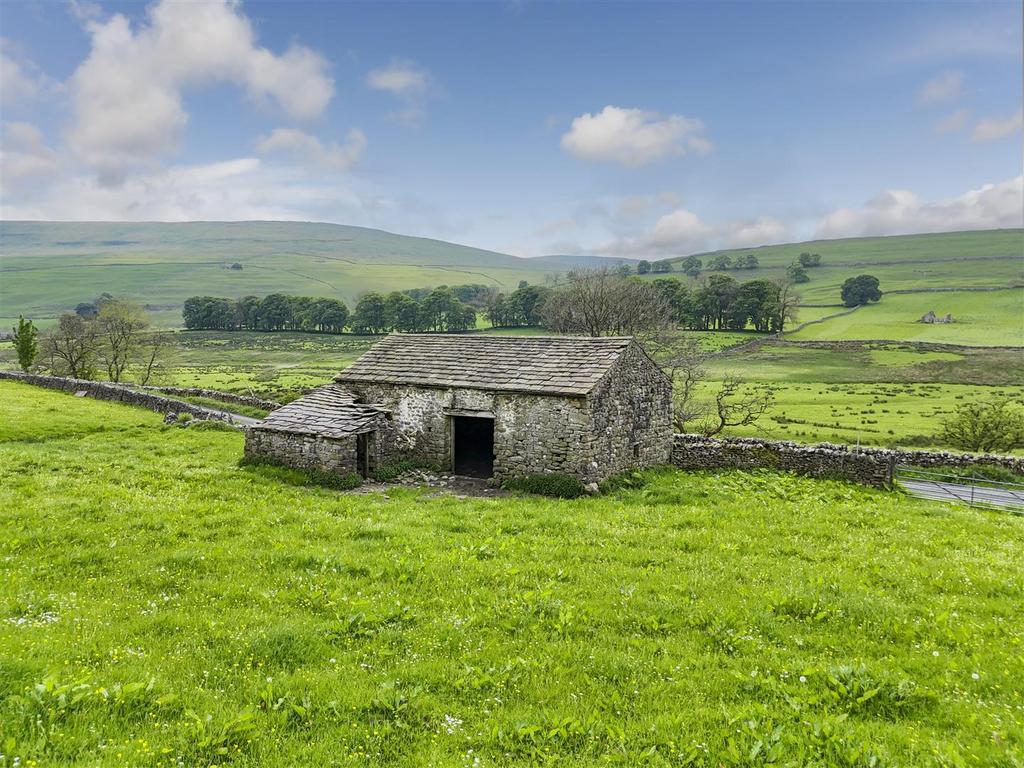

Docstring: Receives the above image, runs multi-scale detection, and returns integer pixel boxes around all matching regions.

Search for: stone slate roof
[335,334,634,397]
[252,384,383,438]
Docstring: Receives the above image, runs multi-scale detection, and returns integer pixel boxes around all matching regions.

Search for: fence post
[887,456,896,489]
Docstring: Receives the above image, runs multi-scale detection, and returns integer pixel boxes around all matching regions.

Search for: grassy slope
[656,229,1024,303]
[1,381,1022,766]
[787,288,1024,346]
[0,221,560,326]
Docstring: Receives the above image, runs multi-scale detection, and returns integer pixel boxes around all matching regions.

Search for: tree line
[182,286,483,335]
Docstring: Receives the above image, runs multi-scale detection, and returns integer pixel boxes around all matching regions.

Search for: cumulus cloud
[724,217,788,248]
[68,0,334,184]
[0,46,60,107]
[0,157,366,222]
[816,176,1024,239]
[561,106,712,167]
[0,122,60,195]
[365,59,433,125]
[935,109,970,134]
[257,128,366,171]
[916,70,964,104]
[366,59,427,95]
[971,108,1023,142]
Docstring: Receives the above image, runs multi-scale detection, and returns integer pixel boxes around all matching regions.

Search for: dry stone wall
[141,385,280,411]
[0,371,237,424]
[673,434,1024,487]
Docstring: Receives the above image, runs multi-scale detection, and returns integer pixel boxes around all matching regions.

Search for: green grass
[0,221,561,327]
[1,381,1023,766]
[787,289,1024,346]
[702,380,1024,449]
[655,229,1024,304]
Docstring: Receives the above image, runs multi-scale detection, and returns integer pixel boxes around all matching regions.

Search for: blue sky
[1,0,1021,257]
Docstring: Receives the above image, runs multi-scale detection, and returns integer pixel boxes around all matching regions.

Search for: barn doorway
[452,416,494,477]
[356,431,374,478]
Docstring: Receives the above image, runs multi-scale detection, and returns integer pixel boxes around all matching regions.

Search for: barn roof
[335,333,635,397]
[252,384,384,438]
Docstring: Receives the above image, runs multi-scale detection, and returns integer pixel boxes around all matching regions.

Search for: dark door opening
[452,416,494,477]
[356,432,373,478]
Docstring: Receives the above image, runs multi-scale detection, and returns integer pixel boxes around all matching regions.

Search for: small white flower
[799,675,807,683]
[971,672,980,680]
[932,650,939,657]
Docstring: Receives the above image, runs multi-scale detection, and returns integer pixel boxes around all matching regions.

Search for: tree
[137,332,170,386]
[680,255,702,277]
[651,260,673,273]
[786,263,810,283]
[708,254,731,271]
[798,252,822,268]
[350,293,389,334]
[257,293,294,331]
[43,314,99,379]
[235,295,261,330]
[637,260,652,275]
[701,375,775,436]
[740,254,759,269]
[12,316,39,372]
[771,279,801,333]
[182,296,235,330]
[939,397,1024,453]
[75,302,98,319]
[645,332,709,432]
[96,299,150,382]
[540,267,671,337]
[841,275,882,307]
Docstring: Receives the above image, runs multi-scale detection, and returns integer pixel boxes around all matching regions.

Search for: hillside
[2,379,1022,766]
[0,221,568,327]
[655,229,1024,303]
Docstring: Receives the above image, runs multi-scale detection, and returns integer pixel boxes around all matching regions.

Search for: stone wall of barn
[244,428,359,474]
[585,343,674,478]
[342,382,596,480]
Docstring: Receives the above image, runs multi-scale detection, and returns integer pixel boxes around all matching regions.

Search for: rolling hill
[1,222,1021,330]
[654,229,1024,303]
[0,221,579,327]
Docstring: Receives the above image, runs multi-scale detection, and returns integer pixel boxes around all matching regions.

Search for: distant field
[655,229,1024,304]
[786,288,1024,346]
[0,221,561,326]
[2,381,1022,766]
[706,380,1024,449]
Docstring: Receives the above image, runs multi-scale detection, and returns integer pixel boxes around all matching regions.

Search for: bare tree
[701,375,775,436]
[43,314,100,379]
[136,331,170,386]
[772,279,801,333]
[643,330,709,432]
[541,267,671,337]
[96,300,150,382]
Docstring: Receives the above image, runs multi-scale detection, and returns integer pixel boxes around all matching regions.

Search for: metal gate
[895,465,1024,513]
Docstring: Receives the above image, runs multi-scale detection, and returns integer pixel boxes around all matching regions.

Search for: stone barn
[244,334,673,483]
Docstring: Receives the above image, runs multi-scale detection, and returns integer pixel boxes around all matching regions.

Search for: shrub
[504,473,586,499]
[308,469,362,490]
[238,456,361,490]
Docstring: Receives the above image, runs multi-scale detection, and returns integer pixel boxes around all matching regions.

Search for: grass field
[787,289,1024,346]
[655,229,1024,304]
[2,381,1022,766]
[0,221,562,327]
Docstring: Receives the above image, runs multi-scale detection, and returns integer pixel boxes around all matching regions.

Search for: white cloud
[68,0,334,183]
[596,208,713,256]
[816,176,1024,239]
[561,106,712,167]
[916,70,964,104]
[0,157,366,222]
[257,128,366,171]
[0,122,60,194]
[971,108,1023,142]
[0,46,60,107]
[935,109,969,134]
[724,217,788,248]
[366,59,427,95]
